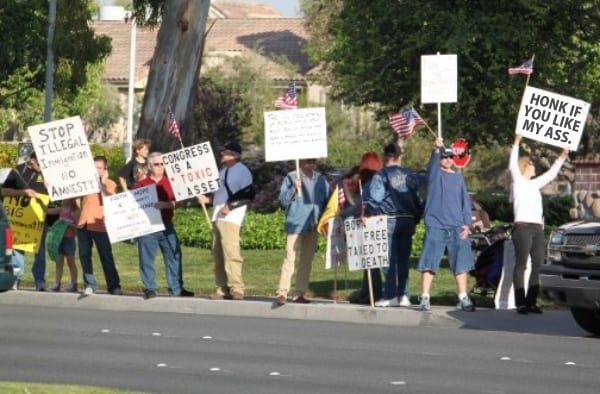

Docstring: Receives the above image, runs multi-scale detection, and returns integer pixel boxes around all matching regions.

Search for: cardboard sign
[344,215,389,271]
[516,86,589,150]
[2,194,49,252]
[27,116,99,201]
[264,107,327,162]
[325,217,347,269]
[103,185,165,243]
[421,54,458,103]
[162,142,220,201]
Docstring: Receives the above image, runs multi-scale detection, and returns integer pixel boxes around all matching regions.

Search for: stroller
[469,223,512,296]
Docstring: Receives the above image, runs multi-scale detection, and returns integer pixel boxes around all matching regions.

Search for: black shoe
[180,288,194,297]
[110,287,123,295]
[517,305,528,315]
[143,289,157,299]
[527,305,543,314]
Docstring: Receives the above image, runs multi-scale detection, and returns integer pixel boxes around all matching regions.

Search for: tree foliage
[0,0,116,139]
[302,0,600,149]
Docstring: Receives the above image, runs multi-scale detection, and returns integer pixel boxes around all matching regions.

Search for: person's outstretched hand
[560,146,570,159]
[514,133,522,145]
[435,137,444,148]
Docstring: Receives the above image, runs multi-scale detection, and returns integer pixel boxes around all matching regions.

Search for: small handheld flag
[274,80,298,110]
[388,107,426,138]
[508,60,534,76]
[167,107,181,139]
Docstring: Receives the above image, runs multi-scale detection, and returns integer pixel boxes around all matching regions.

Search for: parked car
[541,220,600,336]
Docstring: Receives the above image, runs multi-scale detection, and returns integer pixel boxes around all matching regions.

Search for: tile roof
[210,0,283,18]
[90,17,310,85]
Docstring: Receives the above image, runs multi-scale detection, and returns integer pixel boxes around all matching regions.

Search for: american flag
[388,108,425,138]
[274,80,298,109]
[167,107,181,139]
[508,60,534,75]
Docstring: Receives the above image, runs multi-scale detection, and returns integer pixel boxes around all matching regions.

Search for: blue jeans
[77,227,121,292]
[137,223,182,295]
[12,223,47,286]
[383,217,415,300]
[418,226,474,274]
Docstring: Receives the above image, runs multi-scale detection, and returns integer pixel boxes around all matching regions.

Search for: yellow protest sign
[2,194,49,253]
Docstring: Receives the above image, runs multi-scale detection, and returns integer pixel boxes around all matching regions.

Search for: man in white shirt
[197,142,253,300]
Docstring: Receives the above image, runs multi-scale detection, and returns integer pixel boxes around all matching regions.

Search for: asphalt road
[0,301,598,394]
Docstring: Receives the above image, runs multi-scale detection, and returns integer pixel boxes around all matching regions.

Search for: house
[91,1,323,143]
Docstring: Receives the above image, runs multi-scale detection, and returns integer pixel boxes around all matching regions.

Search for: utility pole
[44,0,57,122]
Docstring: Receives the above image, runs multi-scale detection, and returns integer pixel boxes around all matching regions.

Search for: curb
[0,290,464,328]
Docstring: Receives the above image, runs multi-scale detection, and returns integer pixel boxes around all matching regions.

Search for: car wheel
[571,307,600,336]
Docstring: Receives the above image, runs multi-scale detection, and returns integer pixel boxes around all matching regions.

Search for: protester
[48,198,80,292]
[1,151,57,291]
[509,133,568,314]
[417,138,475,312]
[366,143,423,307]
[77,156,122,296]
[134,152,194,299]
[118,138,150,191]
[342,151,384,305]
[276,159,331,305]
[197,142,253,300]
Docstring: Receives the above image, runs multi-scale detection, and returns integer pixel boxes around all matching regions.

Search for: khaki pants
[277,231,318,297]
[212,220,244,295]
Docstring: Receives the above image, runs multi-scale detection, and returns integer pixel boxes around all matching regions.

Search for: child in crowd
[50,198,80,292]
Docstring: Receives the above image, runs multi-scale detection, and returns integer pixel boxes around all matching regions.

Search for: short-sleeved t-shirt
[118,159,147,190]
[3,163,59,225]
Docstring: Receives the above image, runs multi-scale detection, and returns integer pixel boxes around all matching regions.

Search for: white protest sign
[516,86,589,150]
[421,54,457,103]
[325,217,347,269]
[264,107,327,162]
[27,116,99,201]
[344,215,389,271]
[104,185,165,243]
[162,142,220,201]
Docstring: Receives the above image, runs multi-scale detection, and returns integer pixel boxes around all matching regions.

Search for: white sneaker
[375,297,400,307]
[399,295,412,307]
[84,286,94,296]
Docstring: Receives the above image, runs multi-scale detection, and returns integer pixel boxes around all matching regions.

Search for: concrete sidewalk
[0,290,589,337]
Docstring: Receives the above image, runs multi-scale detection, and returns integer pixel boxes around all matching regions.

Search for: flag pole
[358,179,375,308]
[419,117,438,139]
[524,54,535,88]
[295,159,302,199]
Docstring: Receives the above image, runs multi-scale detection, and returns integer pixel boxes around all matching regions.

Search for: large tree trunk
[136,0,210,151]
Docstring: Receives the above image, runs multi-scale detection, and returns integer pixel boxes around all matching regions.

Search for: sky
[246,0,301,17]
[99,1,301,18]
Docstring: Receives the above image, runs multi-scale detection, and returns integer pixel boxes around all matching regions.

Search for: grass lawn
[0,382,145,394]
[19,242,495,308]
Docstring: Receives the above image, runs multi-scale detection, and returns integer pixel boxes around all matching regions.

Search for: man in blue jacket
[276,159,331,305]
[365,143,423,307]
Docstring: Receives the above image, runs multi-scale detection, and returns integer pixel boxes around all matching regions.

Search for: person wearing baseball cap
[416,137,476,312]
[197,141,253,300]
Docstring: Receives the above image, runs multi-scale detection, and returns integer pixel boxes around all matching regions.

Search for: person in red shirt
[134,152,193,299]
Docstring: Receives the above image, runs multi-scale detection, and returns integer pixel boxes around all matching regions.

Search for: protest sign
[27,116,99,201]
[162,142,220,201]
[2,194,49,252]
[421,54,457,104]
[344,215,389,271]
[103,185,165,243]
[516,86,590,150]
[264,107,327,162]
[325,217,347,269]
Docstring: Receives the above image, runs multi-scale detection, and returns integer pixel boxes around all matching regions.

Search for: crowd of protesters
[1,135,558,314]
